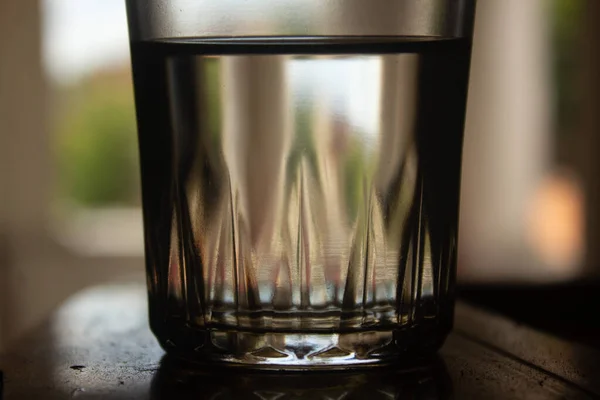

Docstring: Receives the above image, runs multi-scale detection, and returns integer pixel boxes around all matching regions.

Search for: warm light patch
[527,172,584,273]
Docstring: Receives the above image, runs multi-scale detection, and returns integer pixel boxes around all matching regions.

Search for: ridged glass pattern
[131,37,470,366]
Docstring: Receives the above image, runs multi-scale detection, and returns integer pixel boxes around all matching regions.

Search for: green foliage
[551,0,583,140]
[343,141,366,224]
[56,71,139,207]
[204,58,222,144]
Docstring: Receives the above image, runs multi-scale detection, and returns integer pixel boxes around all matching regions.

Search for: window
[43,0,143,256]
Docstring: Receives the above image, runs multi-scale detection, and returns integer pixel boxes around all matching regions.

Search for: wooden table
[1,283,599,399]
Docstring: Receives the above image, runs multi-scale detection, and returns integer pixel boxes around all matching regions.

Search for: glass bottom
[152,356,451,399]
[153,322,449,369]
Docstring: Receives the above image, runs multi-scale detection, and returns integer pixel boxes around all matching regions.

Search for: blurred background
[1,0,599,349]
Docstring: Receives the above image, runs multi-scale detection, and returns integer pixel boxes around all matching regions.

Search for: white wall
[459,0,559,282]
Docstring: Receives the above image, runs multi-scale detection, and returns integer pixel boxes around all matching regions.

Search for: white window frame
[0,0,144,350]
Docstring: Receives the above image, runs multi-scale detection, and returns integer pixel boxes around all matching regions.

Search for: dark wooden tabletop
[1,283,599,399]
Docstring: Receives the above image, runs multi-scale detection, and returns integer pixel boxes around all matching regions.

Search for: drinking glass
[126,0,476,369]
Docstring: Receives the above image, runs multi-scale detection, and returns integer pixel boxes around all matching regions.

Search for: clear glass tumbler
[126,0,476,369]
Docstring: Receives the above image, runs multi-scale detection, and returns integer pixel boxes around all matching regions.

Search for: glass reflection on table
[150,355,451,399]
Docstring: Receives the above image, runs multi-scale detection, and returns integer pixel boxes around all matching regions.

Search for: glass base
[154,322,448,369]
[152,355,451,399]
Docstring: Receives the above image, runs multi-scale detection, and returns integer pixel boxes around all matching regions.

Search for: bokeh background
[1,0,599,349]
